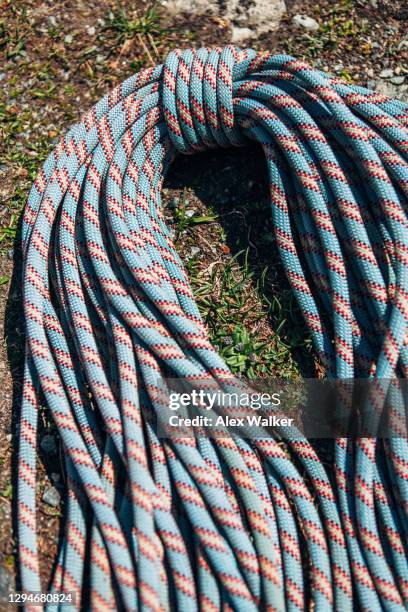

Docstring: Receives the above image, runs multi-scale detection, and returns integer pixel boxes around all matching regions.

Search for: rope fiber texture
[18,46,408,611]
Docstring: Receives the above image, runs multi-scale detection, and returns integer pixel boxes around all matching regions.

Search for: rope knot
[162,46,256,154]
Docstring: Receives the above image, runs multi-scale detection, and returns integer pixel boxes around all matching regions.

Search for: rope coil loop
[18,46,408,611]
[163,46,255,152]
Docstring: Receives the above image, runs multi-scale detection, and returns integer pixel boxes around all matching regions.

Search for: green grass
[0,482,12,500]
[0,98,52,250]
[99,2,167,67]
[105,5,163,41]
[186,248,313,380]
[172,190,219,236]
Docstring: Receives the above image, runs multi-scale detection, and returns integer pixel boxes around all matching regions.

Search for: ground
[0,0,407,599]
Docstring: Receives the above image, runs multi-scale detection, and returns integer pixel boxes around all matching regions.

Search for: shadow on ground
[164,143,318,378]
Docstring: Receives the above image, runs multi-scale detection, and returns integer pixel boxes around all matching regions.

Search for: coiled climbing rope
[18,46,408,610]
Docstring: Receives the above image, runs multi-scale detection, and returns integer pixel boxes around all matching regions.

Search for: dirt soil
[0,0,407,601]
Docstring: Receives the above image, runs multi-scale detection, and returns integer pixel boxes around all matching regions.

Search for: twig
[148,32,160,59]
[137,33,154,65]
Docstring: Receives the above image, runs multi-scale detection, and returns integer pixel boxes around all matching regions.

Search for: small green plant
[218,325,266,379]
[174,190,218,236]
[105,5,162,42]
[0,215,18,244]
[286,0,369,58]
[1,483,12,499]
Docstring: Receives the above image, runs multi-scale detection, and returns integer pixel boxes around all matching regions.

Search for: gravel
[292,14,320,31]
[0,566,15,600]
[379,68,394,78]
[188,246,201,258]
[390,76,405,85]
[42,486,61,508]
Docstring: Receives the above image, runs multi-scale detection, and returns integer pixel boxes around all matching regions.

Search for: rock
[64,34,73,44]
[0,73,5,82]
[184,209,195,218]
[86,25,96,36]
[161,0,286,39]
[374,80,408,103]
[188,246,200,258]
[292,14,319,31]
[231,27,254,43]
[390,76,405,85]
[379,68,393,79]
[40,434,57,454]
[42,486,61,508]
[0,566,14,599]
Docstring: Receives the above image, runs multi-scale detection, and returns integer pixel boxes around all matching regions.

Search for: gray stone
[293,14,319,31]
[231,27,254,43]
[161,0,286,39]
[40,434,57,454]
[390,76,405,85]
[379,68,393,79]
[0,566,15,599]
[374,80,408,103]
[42,486,61,508]
[188,246,200,258]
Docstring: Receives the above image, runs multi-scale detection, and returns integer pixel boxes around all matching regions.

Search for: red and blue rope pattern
[18,46,408,610]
